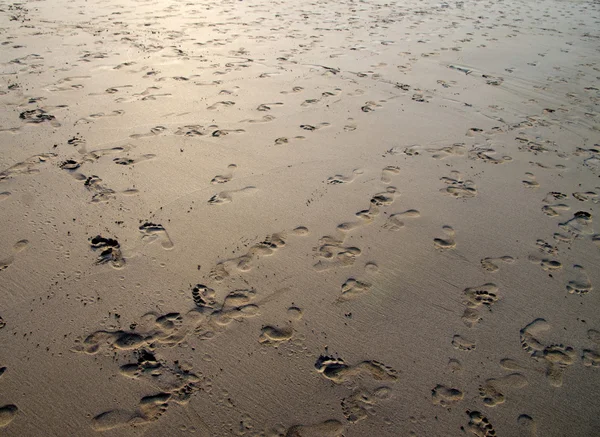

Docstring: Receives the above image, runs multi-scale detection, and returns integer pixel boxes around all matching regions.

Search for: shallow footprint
[481,256,514,272]
[0,405,18,428]
[522,172,540,188]
[383,209,421,231]
[284,419,344,437]
[566,264,592,295]
[338,278,372,302]
[517,414,537,437]
[527,255,562,271]
[211,164,237,184]
[0,239,29,272]
[381,166,400,184]
[432,385,463,407]
[208,186,257,205]
[139,223,174,250]
[479,373,528,407]
[434,226,456,249]
[327,168,363,185]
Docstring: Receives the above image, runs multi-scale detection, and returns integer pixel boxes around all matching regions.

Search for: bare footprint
[479,373,528,406]
[338,278,372,302]
[462,283,499,327]
[139,223,174,250]
[466,410,496,437]
[381,166,400,183]
[383,209,421,231]
[0,405,18,428]
[481,256,514,272]
[315,355,398,384]
[527,255,562,271]
[522,172,540,188]
[211,164,237,184]
[208,186,257,205]
[0,239,29,272]
[284,419,344,437]
[520,318,576,387]
[542,203,570,217]
[327,168,363,185]
[432,385,463,406]
[434,226,456,249]
[559,211,593,236]
[440,171,477,198]
[452,335,476,351]
[566,264,592,295]
[517,414,537,437]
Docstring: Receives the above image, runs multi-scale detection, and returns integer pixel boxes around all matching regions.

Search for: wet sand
[0,0,599,435]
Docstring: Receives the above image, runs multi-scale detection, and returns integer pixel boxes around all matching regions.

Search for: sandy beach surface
[1,0,599,435]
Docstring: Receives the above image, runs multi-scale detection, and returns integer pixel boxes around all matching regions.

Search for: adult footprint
[434,226,456,249]
[208,186,257,205]
[211,164,237,184]
[139,223,174,249]
[0,240,29,272]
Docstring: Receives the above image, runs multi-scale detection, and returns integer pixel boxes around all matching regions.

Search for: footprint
[428,144,466,160]
[582,349,600,368]
[466,410,496,437]
[313,237,361,271]
[284,419,344,437]
[191,284,216,309]
[381,166,400,183]
[383,209,421,231]
[327,168,363,185]
[522,173,540,188]
[479,373,528,407]
[338,278,372,302]
[468,146,512,164]
[440,171,477,198]
[342,388,376,423]
[480,256,514,272]
[434,226,456,250]
[113,154,156,166]
[431,385,463,407]
[0,240,29,272]
[517,414,537,437]
[129,125,167,139]
[527,255,562,271]
[19,109,60,126]
[566,264,592,295]
[452,335,476,351]
[211,164,237,184]
[542,203,570,217]
[361,101,382,112]
[208,186,257,205]
[0,405,18,428]
[209,231,300,281]
[139,223,174,250]
[315,355,398,384]
[0,192,10,202]
[462,283,499,327]
[519,319,576,387]
[89,235,125,268]
[0,153,57,181]
[544,345,576,387]
[299,122,330,131]
[559,211,593,236]
[257,102,283,111]
[207,100,235,110]
[259,307,301,346]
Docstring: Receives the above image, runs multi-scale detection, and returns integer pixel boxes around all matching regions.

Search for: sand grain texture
[1,0,599,435]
